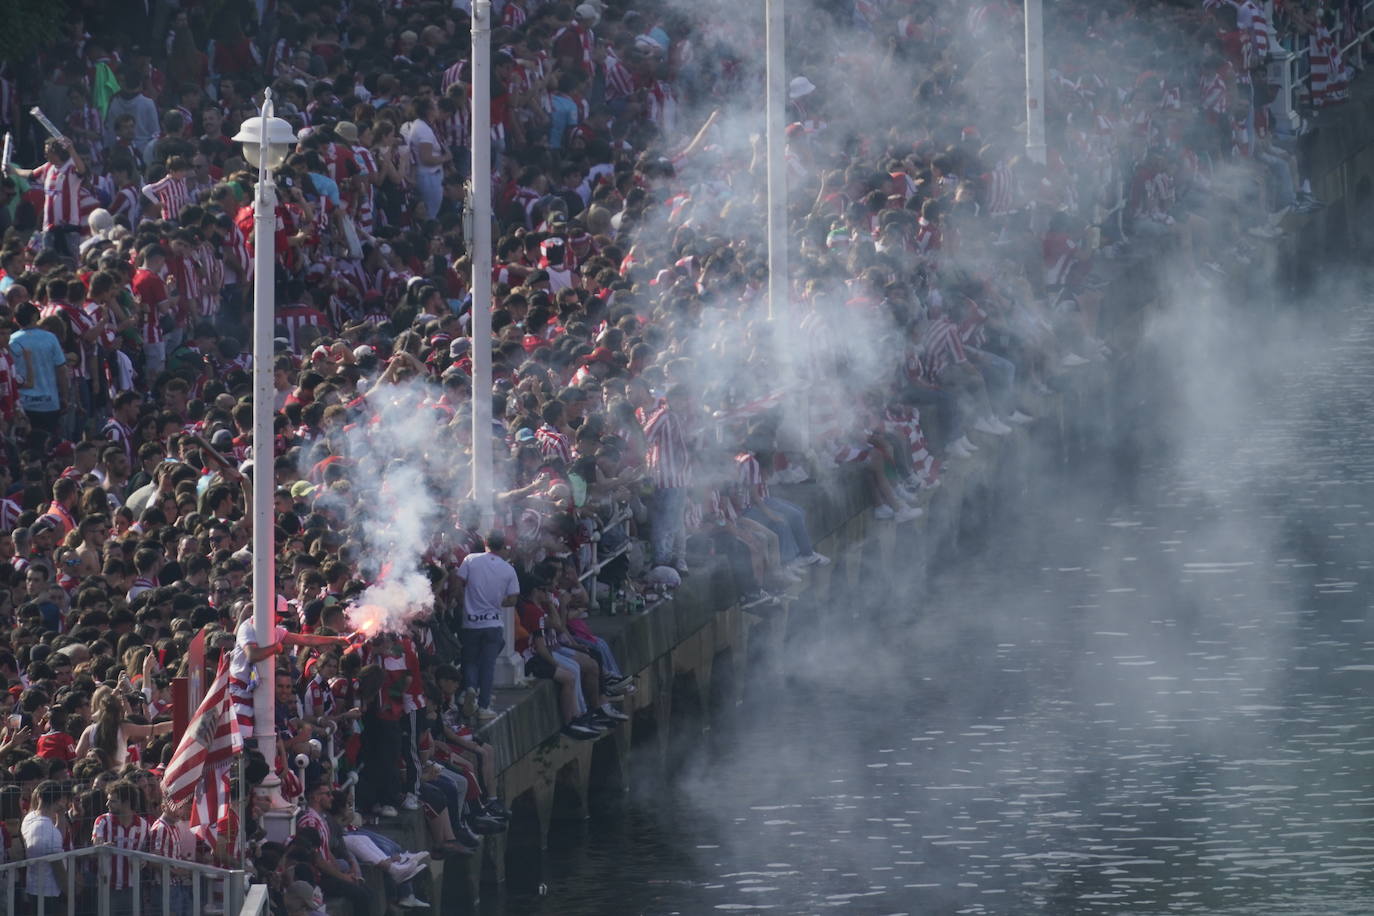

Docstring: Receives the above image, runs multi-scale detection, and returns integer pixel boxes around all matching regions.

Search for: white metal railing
[237,884,270,916]
[1271,0,1374,131]
[0,845,250,916]
[579,503,635,613]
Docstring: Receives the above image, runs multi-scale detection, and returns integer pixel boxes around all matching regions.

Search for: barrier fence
[0,845,250,916]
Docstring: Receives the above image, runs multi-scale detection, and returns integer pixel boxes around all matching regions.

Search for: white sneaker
[376,805,399,818]
[895,506,924,523]
[956,434,978,452]
[388,857,426,883]
[397,894,430,908]
[801,552,830,566]
[1061,353,1090,367]
[973,417,1010,436]
[477,707,499,720]
[402,792,420,811]
[874,505,896,520]
[1007,410,1034,425]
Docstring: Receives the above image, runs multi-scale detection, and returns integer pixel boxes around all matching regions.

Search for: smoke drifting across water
[573,0,1374,912]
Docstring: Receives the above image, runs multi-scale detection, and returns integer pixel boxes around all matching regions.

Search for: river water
[489,290,1374,915]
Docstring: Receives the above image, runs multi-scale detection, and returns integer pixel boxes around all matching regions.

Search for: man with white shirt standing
[455,532,519,721]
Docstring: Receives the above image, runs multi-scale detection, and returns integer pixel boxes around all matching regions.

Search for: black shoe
[469,815,508,835]
[562,722,599,740]
[483,800,511,820]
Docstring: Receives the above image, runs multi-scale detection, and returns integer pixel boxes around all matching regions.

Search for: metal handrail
[0,844,250,916]
[579,503,635,612]
[1271,0,1374,129]
[237,884,270,916]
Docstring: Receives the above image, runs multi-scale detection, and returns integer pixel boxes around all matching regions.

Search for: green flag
[92,61,121,117]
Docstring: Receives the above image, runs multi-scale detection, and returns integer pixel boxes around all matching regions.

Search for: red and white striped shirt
[351,145,379,234]
[144,174,190,221]
[500,0,527,29]
[195,241,224,317]
[0,497,20,533]
[1310,24,1350,108]
[441,60,467,95]
[603,50,635,101]
[295,808,331,857]
[535,423,573,465]
[278,304,329,351]
[111,185,143,229]
[41,301,97,380]
[147,814,194,883]
[103,416,137,462]
[734,452,769,511]
[91,813,148,890]
[33,161,83,229]
[643,402,692,488]
[919,314,967,381]
[0,349,17,423]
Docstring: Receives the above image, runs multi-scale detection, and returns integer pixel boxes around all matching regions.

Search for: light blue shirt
[549,94,579,150]
[9,326,65,412]
[308,172,341,207]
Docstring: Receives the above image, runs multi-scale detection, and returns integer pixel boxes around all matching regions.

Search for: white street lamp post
[1024,0,1047,165]
[765,0,787,321]
[468,0,522,686]
[232,89,297,832]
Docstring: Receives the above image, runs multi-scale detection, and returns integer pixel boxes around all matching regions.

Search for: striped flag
[162,660,243,845]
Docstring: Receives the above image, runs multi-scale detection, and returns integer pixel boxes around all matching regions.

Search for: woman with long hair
[74,690,173,766]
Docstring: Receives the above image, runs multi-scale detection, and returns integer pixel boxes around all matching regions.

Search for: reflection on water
[490,297,1374,915]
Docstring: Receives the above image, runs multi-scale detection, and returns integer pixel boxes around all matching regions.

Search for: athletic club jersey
[144,174,190,220]
[32,160,82,229]
[147,815,194,883]
[91,813,148,890]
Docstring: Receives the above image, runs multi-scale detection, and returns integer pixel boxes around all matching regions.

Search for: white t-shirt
[230,618,287,690]
[22,811,65,897]
[401,119,443,178]
[456,551,518,630]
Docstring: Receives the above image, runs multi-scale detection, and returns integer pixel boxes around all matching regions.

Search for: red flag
[162,658,243,840]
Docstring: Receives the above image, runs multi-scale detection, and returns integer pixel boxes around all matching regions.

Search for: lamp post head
[232,108,298,171]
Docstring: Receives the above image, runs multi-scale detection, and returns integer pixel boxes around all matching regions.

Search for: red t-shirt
[36,730,76,762]
[132,267,169,344]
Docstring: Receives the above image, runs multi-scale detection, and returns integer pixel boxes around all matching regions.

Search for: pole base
[255,773,297,842]
[493,650,531,688]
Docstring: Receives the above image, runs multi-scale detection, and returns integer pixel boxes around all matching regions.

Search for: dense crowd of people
[0,0,1363,911]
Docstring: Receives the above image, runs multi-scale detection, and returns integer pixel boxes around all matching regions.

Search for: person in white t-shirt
[400,98,449,220]
[228,602,350,738]
[22,780,68,904]
[455,532,519,720]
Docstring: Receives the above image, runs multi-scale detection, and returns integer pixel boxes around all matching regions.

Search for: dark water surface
[489,296,1374,915]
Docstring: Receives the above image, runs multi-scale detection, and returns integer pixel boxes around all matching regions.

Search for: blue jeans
[552,647,588,716]
[765,497,813,555]
[415,169,443,219]
[649,486,688,566]
[1257,150,1297,210]
[576,635,622,679]
[461,627,506,710]
[966,347,1016,416]
[156,883,193,916]
[354,827,415,898]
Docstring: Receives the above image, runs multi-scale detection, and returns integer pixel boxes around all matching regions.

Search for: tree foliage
[0,0,68,65]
